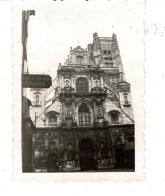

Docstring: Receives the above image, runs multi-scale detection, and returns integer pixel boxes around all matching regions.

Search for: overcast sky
[26,0,144,89]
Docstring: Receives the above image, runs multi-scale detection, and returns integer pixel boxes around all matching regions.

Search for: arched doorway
[79,139,96,171]
[115,138,124,168]
[125,136,135,169]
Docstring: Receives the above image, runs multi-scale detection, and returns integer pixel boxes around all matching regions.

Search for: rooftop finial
[93,32,98,39]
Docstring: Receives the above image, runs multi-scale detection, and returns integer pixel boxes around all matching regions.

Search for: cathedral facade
[29,33,135,172]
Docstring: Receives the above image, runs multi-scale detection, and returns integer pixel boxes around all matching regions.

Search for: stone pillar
[102,99,107,122]
[61,75,64,89]
[72,76,76,91]
[91,74,94,89]
[72,99,77,126]
[71,76,73,89]
[62,101,65,126]
[59,75,62,91]
[100,74,104,88]
[119,73,123,82]
[93,100,98,125]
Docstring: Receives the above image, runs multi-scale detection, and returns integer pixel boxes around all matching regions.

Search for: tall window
[35,94,39,105]
[65,103,72,119]
[76,77,88,93]
[78,104,90,126]
[76,56,84,64]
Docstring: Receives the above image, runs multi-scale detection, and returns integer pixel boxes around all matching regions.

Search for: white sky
[27,0,145,89]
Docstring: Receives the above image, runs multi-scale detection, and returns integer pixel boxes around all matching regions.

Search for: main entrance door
[47,154,58,172]
[79,139,96,171]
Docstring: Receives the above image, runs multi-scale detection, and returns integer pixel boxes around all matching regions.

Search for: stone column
[72,76,76,91]
[62,100,66,126]
[93,99,98,125]
[91,74,94,89]
[61,75,64,89]
[71,75,73,89]
[100,74,104,88]
[59,75,62,91]
[72,98,76,126]
[102,99,107,123]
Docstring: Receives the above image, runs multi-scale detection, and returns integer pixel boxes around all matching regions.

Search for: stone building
[30,33,135,172]
[22,97,36,172]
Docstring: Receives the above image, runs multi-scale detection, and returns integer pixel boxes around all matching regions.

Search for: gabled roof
[33,91,41,95]
[117,81,130,86]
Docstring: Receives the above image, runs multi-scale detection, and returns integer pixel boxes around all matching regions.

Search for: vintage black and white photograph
[12,0,144,179]
[2,0,165,194]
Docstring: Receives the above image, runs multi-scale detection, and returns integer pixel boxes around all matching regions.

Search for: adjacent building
[29,32,135,172]
[22,97,36,172]
[21,10,52,172]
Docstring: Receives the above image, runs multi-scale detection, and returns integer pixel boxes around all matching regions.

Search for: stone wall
[34,125,134,172]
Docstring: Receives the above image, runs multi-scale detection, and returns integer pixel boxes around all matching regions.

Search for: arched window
[76,77,88,93]
[125,98,128,105]
[78,104,90,126]
[109,110,120,124]
[46,111,58,125]
[35,94,39,105]
[49,115,57,124]
[76,56,84,64]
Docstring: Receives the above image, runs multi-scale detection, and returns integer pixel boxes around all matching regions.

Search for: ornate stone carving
[96,103,103,118]
[65,79,70,87]
[75,98,93,108]
[94,79,100,87]
[65,105,72,119]
[111,129,124,139]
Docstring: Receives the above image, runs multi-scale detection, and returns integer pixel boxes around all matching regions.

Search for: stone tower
[27,88,46,126]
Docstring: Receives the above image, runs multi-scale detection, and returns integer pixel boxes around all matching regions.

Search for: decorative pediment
[45,111,59,117]
[33,91,41,95]
[72,46,86,53]
[75,98,93,108]
[117,81,130,92]
[117,81,130,86]
[109,110,120,115]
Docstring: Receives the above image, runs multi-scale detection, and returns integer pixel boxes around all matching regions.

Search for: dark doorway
[115,138,124,168]
[47,154,58,172]
[125,137,135,169]
[79,139,96,171]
